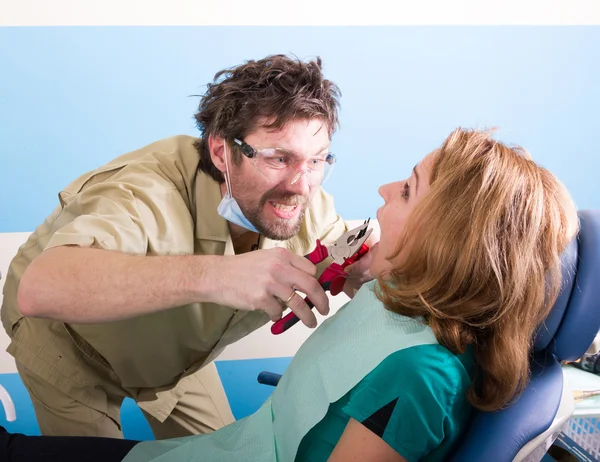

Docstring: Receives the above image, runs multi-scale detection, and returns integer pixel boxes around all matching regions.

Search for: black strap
[360,397,399,438]
[250,234,261,252]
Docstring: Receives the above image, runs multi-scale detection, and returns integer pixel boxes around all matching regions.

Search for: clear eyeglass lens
[253,150,336,185]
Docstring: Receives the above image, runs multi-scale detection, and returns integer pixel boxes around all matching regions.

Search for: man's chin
[256,217,303,241]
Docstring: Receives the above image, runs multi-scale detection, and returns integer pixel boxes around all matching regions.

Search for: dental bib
[123,281,438,462]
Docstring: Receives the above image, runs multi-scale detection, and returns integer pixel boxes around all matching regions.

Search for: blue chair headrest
[533,237,577,351]
[450,210,600,461]
[534,210,600,360]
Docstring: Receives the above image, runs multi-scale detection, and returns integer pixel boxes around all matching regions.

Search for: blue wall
[0,358,291,439]
[1,26,599,232]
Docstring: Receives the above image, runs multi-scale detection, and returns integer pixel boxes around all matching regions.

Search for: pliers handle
[271,220,371,335]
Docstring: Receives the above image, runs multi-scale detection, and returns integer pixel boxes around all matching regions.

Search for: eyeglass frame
[230,137,337,185]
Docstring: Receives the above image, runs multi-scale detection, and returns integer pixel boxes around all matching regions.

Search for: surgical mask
[217,143,260,234]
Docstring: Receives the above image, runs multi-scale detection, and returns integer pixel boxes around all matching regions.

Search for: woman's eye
[401,182,410,200]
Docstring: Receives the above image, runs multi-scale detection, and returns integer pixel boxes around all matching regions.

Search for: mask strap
[223,142,233,197]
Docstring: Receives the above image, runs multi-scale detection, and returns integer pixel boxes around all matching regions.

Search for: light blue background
[1,26,599,233]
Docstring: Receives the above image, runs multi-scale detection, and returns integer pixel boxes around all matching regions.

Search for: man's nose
[288,169,311,195]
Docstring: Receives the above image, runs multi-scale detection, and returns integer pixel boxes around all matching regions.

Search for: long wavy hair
[376,128,579,412]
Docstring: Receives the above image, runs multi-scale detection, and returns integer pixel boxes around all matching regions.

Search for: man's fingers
[345,250,373,279]
[285,250,318,276]
[283,290,318,328]
[262,296,285,322]
[263,248,331,325]
[284,270,330,317]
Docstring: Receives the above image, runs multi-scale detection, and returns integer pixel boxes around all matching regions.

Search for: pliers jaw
[328,219,372,265]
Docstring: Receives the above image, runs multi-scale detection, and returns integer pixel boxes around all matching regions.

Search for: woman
[1,127,578,461]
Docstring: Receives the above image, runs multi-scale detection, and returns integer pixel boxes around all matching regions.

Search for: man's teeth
[272,203,296,211]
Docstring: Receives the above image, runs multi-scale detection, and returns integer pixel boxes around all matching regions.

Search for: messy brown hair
[376,128,579,412]
[193,54,341,182]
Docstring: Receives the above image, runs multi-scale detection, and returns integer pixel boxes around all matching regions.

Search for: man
[0,55,377,440]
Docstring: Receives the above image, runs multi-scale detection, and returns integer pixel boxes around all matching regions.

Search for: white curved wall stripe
[0,232,31,373]
[1,0,600,26]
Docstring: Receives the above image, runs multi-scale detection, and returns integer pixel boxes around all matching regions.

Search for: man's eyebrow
[413,164,419,194]
[312,143,331,155]
[276,143,330,156]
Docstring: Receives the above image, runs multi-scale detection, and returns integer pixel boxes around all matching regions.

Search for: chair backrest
[449,209,600,461]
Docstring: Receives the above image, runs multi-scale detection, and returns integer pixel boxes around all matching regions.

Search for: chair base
[514,372,575,462]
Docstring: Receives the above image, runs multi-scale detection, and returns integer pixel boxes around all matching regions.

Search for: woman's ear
[208,135,227,173]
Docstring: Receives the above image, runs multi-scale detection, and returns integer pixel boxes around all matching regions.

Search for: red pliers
[271,219,373,335]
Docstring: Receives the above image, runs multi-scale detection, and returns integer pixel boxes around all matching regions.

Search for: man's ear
[208,135,227,173]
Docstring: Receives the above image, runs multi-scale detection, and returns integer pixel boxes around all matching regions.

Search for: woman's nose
[378,183,390,199]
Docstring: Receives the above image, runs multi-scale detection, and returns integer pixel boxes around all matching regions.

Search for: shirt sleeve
[45,164,191,256]
[340,344,469,462]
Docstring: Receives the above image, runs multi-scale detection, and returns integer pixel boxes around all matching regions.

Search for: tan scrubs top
[0,135,349,422]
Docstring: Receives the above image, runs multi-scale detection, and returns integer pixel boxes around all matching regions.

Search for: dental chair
[258,209,600,462]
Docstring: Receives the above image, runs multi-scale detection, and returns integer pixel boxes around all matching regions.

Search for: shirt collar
[193,171,229,242]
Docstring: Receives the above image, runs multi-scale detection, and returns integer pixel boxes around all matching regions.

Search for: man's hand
[342,243,376,298]
[213,247,330,328]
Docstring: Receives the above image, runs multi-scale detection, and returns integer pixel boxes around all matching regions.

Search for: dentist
[1,54,377,440]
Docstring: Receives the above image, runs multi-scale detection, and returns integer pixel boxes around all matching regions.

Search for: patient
[0,128,578,461]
